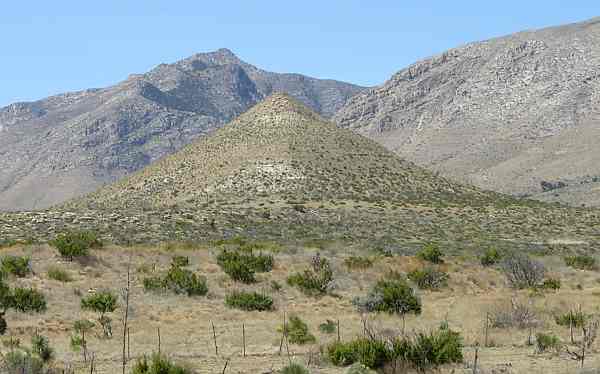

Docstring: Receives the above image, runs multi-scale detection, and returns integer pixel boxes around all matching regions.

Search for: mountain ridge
[0,49,366,211]
[334,17,600,207]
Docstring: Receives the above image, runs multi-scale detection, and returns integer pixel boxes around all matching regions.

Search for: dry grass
[0,243,599,373]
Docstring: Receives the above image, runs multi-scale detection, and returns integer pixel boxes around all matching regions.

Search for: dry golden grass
[1,243,599,373]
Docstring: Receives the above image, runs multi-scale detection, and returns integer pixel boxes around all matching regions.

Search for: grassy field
[1,239,600,373]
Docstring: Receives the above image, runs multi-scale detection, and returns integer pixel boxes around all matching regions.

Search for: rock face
[334,17,600,207]
[0,49,365,211]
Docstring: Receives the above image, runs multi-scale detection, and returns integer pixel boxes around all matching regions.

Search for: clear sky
[1,1,599,107]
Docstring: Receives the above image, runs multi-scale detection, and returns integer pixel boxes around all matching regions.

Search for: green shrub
[287,254,333,296]
[408,267,449,290]
[81,290,117,337]
[280,362,309,374]
[328,326,463,370]
[225,291,273,311]
[216,250,273,283]
[1,256,30,277]
[417,243,444,264]
[281,315,315,345]
[51,230,102,260]
[344,256,373,270]
[131,353,192,374]
[319,319,337,334]
[219,259,255,283]
[555,310,587,328]
[144,266,208,297]
[480,248,502,266]
[11,288,46,313]
[353,278,421,315]
[171,256,189,268]
[535,332,560,353]
[3,350,44,374]
[564,255,596,270]
[31,334,52,362]
[47,266,72,282]
[539,278,561,290]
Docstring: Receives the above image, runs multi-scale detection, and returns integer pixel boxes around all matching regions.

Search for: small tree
[51,230,102,261]
[81,291,117,337]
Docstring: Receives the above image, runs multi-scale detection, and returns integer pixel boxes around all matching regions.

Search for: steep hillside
[334,17,600,206]
[0,49,365,211]
[67,93,486,211]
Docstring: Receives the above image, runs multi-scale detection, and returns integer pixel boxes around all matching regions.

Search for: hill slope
[0,49,365,211]
[67,93,485,210]
[334,17,600,207]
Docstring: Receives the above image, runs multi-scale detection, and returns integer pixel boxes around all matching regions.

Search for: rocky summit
[0,49,365,211]
[334,17,600,207]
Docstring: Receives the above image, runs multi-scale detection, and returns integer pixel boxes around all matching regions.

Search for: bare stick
[221,359,229,374]
[484,312,489,347]
[157,327,161,355]
[82,328,87,362]
[278,311,286,355]
[212,321,218,356]
[242,323,246,357]
[89,352,95,374]
[122,255,132,374]
[473,345,479,374]
[127,327,131,361]
[337,319,340,342]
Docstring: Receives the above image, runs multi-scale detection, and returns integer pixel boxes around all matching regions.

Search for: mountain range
[0,48,364,211]
[335,17,600,207]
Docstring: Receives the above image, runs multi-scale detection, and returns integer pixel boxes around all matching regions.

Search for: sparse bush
[47,267,72,282]
[319,319,337,334]
[171,255,189,268]
[555,310,587,328]
[344,256,373,270]
[408,267,449,290]
[535,332,560,353]
[1,256,30,277]
[490,299,538,329]
[11,287,47,313]
[51,230,101,260]
[353,278,421,316]
[225,291,273,311]
[564,255,596,270]
[280,362,309,374]
[540,278,561,290]
[31,334,52,362]
[287,253,333,296]
[417,243,444,264]
[327,339,388,369]
[501,253,545,289]
[81,291,117,337]
[131,353,192,374]
[271,280,283,292]
[281,315,315,345]
[480,248,502,266]
[144,265,208,297]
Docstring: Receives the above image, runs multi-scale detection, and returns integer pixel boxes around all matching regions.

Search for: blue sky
[1,1,598,106]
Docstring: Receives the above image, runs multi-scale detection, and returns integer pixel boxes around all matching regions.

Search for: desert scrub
[535,332,560,353]
[144,265,208,297]
[216,249,274,283]
[417,243,444,264]
[1,256,30,277]
[539,277,561,291]
[327,325,463,370]
[281,315,316,345]
[81,291,117,337]
[353,278,421,315]
[47,266,72,282]
[31,333,53,362]
[132,353,192,374]
[344,256,373,270]
[501,252,545,289]
[408,267,449,290]
[11,287,47,313]
[225,291,273,311]
[564,254,596,270]
[345,363,377,374]
[171,255,189,268]
[319,319,337,334]
[287,253,333,295]
[280,362,309,374]
[480,248,502,266]
[50,230,102,260]
[555,310,587,328]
